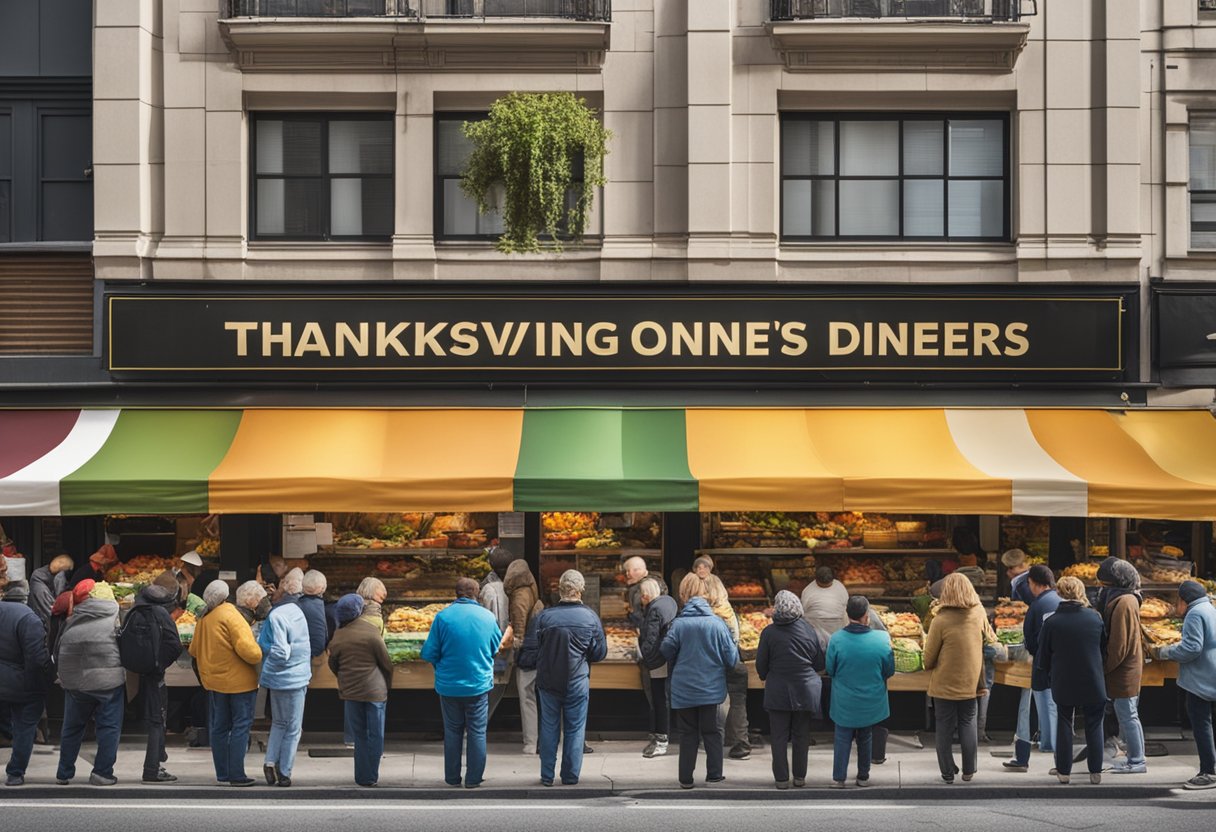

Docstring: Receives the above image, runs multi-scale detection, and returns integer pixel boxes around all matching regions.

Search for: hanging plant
[461,92,611,254]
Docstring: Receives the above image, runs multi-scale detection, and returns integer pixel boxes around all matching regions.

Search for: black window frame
[1191,114,1216,250]
[779,111,1011,243]
[249,111,394,243]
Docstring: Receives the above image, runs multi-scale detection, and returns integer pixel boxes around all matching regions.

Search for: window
[1191,117,1216,249]
[250,113,393,241]
[0,98,93,244]
[0,112,11,243]
[780,113,1009,242]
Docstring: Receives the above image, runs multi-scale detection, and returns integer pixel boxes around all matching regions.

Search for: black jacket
[638,594,678,671]
[132,584,184,676]
[626,572,668,628]
[1036,601,1108,707]
[755,616,825,714]
[1024,588,1061,691]
[0,600,50,703]
[518,600,607,698]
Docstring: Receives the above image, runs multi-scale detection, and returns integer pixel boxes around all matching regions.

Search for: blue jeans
[57,686,125,781]
[832,724,873,783]
[265,687,307,778]
[1113,696,1146,767]
[439,693,489,786]
[1187,692,1216,776]
[1032,688,1058,752]
[538,687,589,785]
[3,699,43,778]
[345,700,386,786]
[209,689,257,782]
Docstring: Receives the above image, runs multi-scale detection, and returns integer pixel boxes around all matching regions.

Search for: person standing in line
[756,590,824,790]
[479,553,512,634]
[1155,580,1216,790]
[518,570,604,787]
[328,594,393,788]
[0,578,50,786]
[825,596,894,789]
[67,545,117,590]
[637,577,677,758]
[299,570,330,659]
[1097,558,1146,774]
[27,555,73,627]
[422,578,507,789]
[801,566,850,644]
[504,559,544,756]
[357,577,388,636]
[190,580,262,786]
[1037,576,1108,785]
[236,580,270,631]
[123,578,184,783]
[660,574,738,790]
[922,573,987,784]
[625,556,668,629]
[54,582,125,786]
[258,570,313,787]
[703,577,750,761]
[1006,564,1061,772]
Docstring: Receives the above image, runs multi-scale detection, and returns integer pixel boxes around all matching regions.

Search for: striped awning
[2,408,1216,519]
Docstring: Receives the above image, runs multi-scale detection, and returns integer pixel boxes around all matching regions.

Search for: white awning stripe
[0,410,121,515]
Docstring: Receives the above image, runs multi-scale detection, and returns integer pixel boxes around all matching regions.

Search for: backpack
[118,606,161,675]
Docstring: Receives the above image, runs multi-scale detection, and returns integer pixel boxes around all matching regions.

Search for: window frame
[433,111,498,243]
[1190,114,1216,250]
[779,111,1012,244]
[248,111,394,243]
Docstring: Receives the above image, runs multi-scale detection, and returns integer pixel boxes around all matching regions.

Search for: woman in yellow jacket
[922,573,987,785]
[189,580,263,786]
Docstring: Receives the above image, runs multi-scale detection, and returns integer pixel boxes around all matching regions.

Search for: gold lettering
[709,322,740,357]
[913,322,939,356]
[877,322,907,357]
[672,322,703,356]
[225,322,257,357]
[376,322,410,357]
[414,322,447,357]
[294,322,331,357]
[632,321,667,357]
[535,322,546,357]
[973,323,1001,356]
[587,322,618,356]
[450,322,479,357]
[551,322,583,357]
[862,322,874,356]
[262,322,292,358]
[481,322,516,356]
[1005,322,1029,357]
[745,322,770,356]
[508,322,531,356]
[943,322,969,357]
[780,322,808,356]
[335,322,369,358]
[829,322,860,356]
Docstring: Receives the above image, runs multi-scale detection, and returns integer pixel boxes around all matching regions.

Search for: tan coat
[504,560,543,650]
[923,605,986,701]
[1103,593,1143,699]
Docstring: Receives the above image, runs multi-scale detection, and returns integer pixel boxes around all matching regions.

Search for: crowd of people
[2,545,1216,792]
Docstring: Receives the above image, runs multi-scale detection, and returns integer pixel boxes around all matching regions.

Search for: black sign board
[107,286,1134,384]
[1155,285,1216,386]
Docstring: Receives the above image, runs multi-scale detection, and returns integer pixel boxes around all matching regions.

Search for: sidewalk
[5,729,1208,800]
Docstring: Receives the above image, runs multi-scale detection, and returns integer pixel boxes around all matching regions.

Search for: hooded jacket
[756,603,825,714]
[298,593,330,658]
[479,572,510,632]
[1161,595,1216,701]
[257,600,314,690]
[826,623,894,728]
[56,598,125,692]
[28,565,66,624]
[638,594,678,671]
[518,599,606,699]
[659,597,739,709]
[132,583,184,676]
[189,601,263,694]
[1037,601,1108,707]
[0,600,50,703]
[504,560,543,650]
[1102,591,1143,698]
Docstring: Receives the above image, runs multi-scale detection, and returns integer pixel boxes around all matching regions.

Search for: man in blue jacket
[1006,565,1060,772]
[0,594,50,786]
[422,578,506,789]
[1157,581,1216,790]
[519,570,606,787]
[299,570,330,659]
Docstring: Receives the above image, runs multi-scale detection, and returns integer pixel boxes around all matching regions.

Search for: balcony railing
[1202,0,1216,12]
[770,0,1027,21]
[225,0,612,20]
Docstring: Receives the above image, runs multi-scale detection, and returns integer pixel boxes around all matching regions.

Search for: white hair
[203,580,230,608]
[236,580,267,609]
[280,567,304,595]
[357,576,386,601]
[624,556,648,577]
[558,569,586,601]
[638,578,661,601]
[302,570,327,596]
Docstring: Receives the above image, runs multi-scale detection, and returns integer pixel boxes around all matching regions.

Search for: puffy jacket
[56,598,125,692]
[189,601,263,694]
[132,584,184,675]
[504,560,543,650]
[1161,596,1216,702]
[756,614,824,714]
[1037,601,1108,707]
[659,597,739,709]
[518,600,606,699]
[826,624,894,728]
[1024,588,1060,691]
[258,601,314,690]
[422,597,503,698]
[298,594,330,659]
[0,601,50,703]
[638,594,678,671]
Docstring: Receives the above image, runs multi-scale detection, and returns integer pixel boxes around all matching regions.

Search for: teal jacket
[422,598,503,698]
[826,623,894,728]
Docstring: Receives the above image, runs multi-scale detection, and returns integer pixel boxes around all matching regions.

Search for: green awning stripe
[59,411,244,515]
[513,409,697,511]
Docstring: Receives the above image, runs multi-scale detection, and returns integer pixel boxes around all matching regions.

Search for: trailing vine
[461,92,611,254]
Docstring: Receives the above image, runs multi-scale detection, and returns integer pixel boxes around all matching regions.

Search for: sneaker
[277,775,292,788]
[679,781,694,790]
[642,738,658,758]
[706,775,726,784]
[1049,768,1059,776]
[644,737,669,758]
[830,780,845,789]
[1089,773,1102,785]
[1184,773,1216,790]
[522,746,536,756]
[229,778,256,787]
[89,773,117,787]
[962,773,974,782]
[465,781,481,789]
[856,777,871,788]
[540,778,554,787]
[1002,761,1028,772]
[4,775,23,787]
[792,777,805,788]
[775,780,790,790]
[1056,773,1070,784]
[56,778,70,785]
[1110,762,1147,774]
[142,769,177,784]
[728,744,751,760]
[583,743,594,755]
[263,764,278,787]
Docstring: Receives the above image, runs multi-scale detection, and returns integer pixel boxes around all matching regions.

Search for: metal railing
[225,0,611,19]
[770,0,1028,21]
[1202,0,1216,12]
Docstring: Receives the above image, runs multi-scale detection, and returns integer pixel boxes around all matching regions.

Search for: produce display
[880,612,924,639]
[835,559,886,585]
[385,639,422,664]
[742,612,772,633]
[1061,562,1101,583]
[892,637,923,654]
[738,618,761,653]
[1140,597,1173,620]
[543,512,601,550]
[330,513,490,551]
[1148,567,1192,585]
[386,603,448,634]
[105,555,178,587]
[1143,618,1184,647]
[993,598,1028,630]
[727,580,766,598]
[603,621,639,662]
[996,629,1024,645]
[176,610,197,644]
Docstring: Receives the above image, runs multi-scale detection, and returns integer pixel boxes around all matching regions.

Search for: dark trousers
[58,686,125,781]
[2,699,43,778]
[933,697,978,778]
[675,704,722,786]
[649,676,669,736]
[140,674,168,779]
[1187,692,1216,776]
[724,663,750,748]
[1055,702,1105,776]
[767,709,811,783]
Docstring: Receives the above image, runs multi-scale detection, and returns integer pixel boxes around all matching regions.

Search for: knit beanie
[335,593,365,627]
[1179,580,1207,605]
[153,569,180,592]
[89,582,116,602]
[72,579,96,605]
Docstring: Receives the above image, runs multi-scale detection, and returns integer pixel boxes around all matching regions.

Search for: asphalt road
[2,796,1214,832]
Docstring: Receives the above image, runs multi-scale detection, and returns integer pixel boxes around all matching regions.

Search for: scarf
[771,590,803,624]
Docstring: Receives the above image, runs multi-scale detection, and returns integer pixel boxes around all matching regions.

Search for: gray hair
[203,579,230,608]
[357,576,386,601]
[280,567,304,595]
[638,577,661,601]
[558,569,586,600]
[302,570,327,596]
[235,580,267,610]
[624,556,648,577]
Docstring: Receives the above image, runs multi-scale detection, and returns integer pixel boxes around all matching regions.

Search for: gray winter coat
[56,598,125,692]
